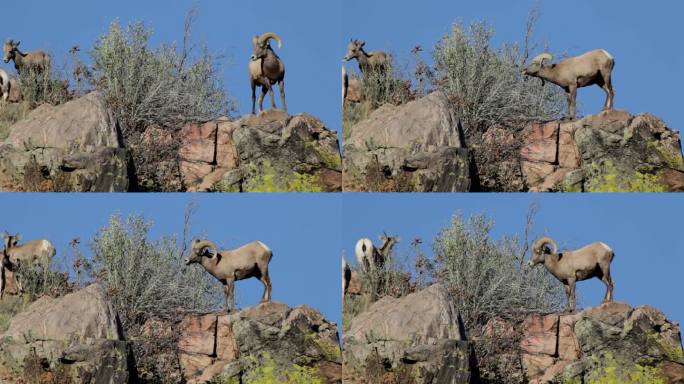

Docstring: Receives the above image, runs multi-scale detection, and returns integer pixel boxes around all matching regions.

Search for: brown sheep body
[529,236,615,312]
[249,32,286,115]
[185,239,273,312]
[3,39,50,75]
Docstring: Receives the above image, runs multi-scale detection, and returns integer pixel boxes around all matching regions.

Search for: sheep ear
[359,41,365,48]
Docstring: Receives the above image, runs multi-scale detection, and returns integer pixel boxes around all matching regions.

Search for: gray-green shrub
[89,213,221,329]
[432,212,565,331]
[433,20,566,133]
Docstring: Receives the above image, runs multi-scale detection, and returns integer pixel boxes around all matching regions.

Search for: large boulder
[178,301,341,384]
[178,110,342,192]
[519,302,684,384]
[520,110,684,192]
[0,284,133,384]
[343,92,475,192]
[0,92,131,191]
[343,284,475,384]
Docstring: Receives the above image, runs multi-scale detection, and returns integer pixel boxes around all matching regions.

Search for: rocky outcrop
[343,284,475,384]
[0,92,130,192]
[178,301,341,384]
[519,302,684,384]
[0,284,133,384]
[0,92,131,192]
[178,110,342,192]
[343,92,475,192]
[521,110,684,192]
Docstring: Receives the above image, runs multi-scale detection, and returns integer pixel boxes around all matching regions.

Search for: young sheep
[184,239,273,312]
[354,232,400,273]
[342,65,364,104]
[2,232,56,270]
[344,39,389,74]
[3,39,50,75]
[522,49,615,119]
[528,236,615,312]
[249,32,286,115]
[342,257,351,295]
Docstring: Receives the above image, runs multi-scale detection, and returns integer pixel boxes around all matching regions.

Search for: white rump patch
[601,49,614,61]
[598,242,612,252]
[256,241,272,253]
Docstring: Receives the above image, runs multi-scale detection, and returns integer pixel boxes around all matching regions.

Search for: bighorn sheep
[344,39,389,74]
[0,69,10,102]
[528,236,615,312]
[2,232,56,270]
[3,39,50,75]
[522,49,615,119]
[249,32,286,115]
[342,65,364,104]
[184,239,273,312]
[354,232,400,273]
[342,257,351,295]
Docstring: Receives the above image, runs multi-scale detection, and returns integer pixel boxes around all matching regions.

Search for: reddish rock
[180,121,218,164]
[558,122,580,168]
[216,121,240,169]
[522,354,555,380]
[180,353,214,379]
[522,161,555,187]
[521,121,559,163]
[179,314,217,355]
[558,315,580,361]
[520,314,559,356]
[216,315,239,361]
[537,168,572,191]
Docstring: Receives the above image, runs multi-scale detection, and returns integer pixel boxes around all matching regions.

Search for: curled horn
[258,32,282,49]
[533,236,558,255]
[532,53,553,66]
[194,239,218,258]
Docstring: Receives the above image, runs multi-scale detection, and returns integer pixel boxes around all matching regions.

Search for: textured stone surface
[179,301,341,384]
[343,284,474,384]
[343,92,475,192]
[0,284,132,384]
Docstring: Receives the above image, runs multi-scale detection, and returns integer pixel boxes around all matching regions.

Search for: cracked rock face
[178,110,342,192]
[520,110,684,192]
[343,284,474,384]
[343,92,475,192]
[178,302,341,384]
[517,302,684,384]
[0,92,132,192]
[0,284,133,384]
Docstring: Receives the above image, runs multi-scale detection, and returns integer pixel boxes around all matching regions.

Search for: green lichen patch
[584,161,667,192]
[242,160,324,192]
[582,352,666,384]
[242,352,324,384]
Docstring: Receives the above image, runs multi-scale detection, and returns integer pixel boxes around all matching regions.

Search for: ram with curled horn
[522,49,615,119]
[184,238,273,312]
[249,32,287,115]
[528,236,615,312]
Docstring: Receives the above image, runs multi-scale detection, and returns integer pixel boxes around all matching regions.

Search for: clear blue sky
[0,0,341,131]
[0,193,342,327]
[343,193,684,326]
[343,0,683,131]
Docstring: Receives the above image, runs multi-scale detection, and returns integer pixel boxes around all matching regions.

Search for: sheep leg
[251,82,257,115]
[258,85,268,114]
[568,85,578,120]
[223,279,235,313]
[601,268,614,302]
[259,269,272,303]
[567,278,577,312]
[601,75,614,110]
[278,80,287,113]
[267,82,277,110]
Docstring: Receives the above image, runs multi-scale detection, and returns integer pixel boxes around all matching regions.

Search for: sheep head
[528,236,558,266]
[250,32,282,62]
[2,231,20,250]
[379,232,400,251]
[185,239,218,265]
[3,40,19,64]
[522,53,553,86]
[344,39,365,61]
